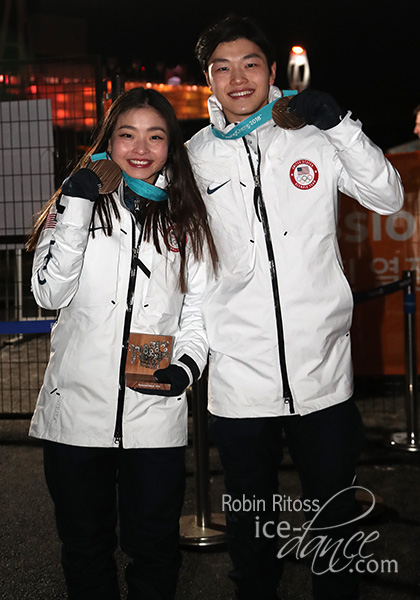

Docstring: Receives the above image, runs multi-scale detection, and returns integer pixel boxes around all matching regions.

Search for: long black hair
[27,87,218,292]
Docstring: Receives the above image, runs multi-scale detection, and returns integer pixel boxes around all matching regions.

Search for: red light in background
[0,78,210,128]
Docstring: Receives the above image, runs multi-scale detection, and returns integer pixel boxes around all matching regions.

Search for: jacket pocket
[208,201,254,275]
[140,250,184,323]
[71,230,120,307]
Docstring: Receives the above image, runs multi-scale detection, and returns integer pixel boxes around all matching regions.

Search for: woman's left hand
[134,365,190,396]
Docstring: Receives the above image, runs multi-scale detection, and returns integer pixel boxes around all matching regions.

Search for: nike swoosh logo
[207,180,230,195]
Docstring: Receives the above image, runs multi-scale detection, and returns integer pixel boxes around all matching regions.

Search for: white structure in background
[0,98,54,321]
[0,98,54,237]
[287,46,310,92]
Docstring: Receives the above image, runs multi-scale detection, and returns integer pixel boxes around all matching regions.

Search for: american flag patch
[297,166,310,175]
[44,212,57,230]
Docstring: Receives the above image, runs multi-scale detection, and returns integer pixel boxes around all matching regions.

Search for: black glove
[288,89,344,130]
[134,364,190,397]
[154,364,190,395]
[61,168,102,202]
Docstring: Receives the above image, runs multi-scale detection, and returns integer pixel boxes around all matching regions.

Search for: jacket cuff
[56,194,94,227]
[320,110,362,152]
[173,354,200,386]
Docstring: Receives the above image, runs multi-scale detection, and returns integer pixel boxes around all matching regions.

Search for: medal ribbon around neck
[210,90,297,140]
[90,152,168,202]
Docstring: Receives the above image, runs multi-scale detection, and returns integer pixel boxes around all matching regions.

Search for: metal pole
[94,55,104,124]
[179,373,226,547]
[111,72,125,101]
[390,270,420,451]
[192,375,211,526]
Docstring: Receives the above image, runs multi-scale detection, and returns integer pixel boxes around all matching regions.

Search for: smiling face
[107,106,169,184]
[206,37,276,124]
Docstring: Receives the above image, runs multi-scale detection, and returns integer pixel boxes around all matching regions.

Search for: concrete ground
[1,395,420,600]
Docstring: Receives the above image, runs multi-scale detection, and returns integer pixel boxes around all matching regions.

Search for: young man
[186,15,404,600]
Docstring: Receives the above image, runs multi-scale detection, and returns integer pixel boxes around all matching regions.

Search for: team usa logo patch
[289,159,319,190]
[165,226,180,253]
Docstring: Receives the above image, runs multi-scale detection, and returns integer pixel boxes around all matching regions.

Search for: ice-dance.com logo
[222,486,398,575]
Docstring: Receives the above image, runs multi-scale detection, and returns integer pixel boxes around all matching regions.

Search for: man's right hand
[288,89,344,131]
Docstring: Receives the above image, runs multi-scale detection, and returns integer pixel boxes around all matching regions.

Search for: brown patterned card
[125,333,173,390]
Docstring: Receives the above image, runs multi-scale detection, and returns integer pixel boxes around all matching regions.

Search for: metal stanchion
[390,270,420,451]
[180,374,226,547]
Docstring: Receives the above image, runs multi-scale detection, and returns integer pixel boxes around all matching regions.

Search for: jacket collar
[207,85,282,133]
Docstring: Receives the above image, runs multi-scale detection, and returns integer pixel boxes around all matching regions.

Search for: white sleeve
[171,252,213,383]
[324,112,404,215]
[31,195,93,310]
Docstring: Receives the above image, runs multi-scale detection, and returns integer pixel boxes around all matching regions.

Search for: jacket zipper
[114,212,143,445]
[243,138,295,413]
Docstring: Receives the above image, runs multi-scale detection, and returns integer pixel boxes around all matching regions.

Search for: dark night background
[5,0,420,150]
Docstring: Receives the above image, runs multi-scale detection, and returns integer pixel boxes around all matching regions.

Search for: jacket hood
[207,85,283,132]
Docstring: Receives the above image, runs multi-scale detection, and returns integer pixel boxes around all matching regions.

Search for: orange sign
[339,151,420,374]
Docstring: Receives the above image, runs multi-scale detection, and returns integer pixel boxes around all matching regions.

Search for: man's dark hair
[195,14,275,73]
[413,104,420,116]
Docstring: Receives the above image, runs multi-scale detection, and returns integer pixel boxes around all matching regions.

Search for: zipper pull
[283,389,292,405]
[114,428,122,446]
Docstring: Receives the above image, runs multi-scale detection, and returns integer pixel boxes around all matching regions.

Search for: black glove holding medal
[288,89,344,130]
[61,168,102,202]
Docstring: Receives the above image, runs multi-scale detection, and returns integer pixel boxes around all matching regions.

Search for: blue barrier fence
[0,320,55,335]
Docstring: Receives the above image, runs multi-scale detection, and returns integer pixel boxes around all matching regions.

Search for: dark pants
[43,442,186,600]
[209,399,365,600]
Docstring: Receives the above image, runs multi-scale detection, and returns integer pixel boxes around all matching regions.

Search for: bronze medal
[88,159,122,194]
[272,96,306,130]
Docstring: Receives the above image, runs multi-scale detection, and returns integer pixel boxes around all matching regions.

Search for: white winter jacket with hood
[186,86,404,418]
[29,181,210,448]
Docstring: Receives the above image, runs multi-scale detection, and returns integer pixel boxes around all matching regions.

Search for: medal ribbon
[90,152,168,202]
[210,90,297,140]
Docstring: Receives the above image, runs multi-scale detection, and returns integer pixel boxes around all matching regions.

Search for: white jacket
[29,181,210,448]
[187,86,404,418]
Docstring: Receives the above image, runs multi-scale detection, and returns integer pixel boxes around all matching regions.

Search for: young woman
[27,87,217,600]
